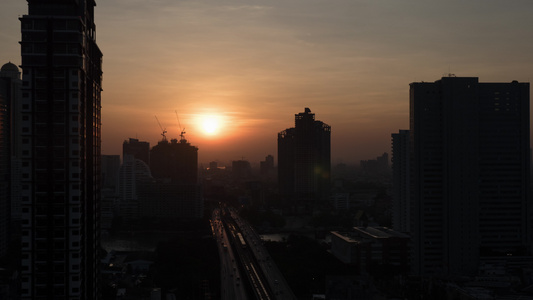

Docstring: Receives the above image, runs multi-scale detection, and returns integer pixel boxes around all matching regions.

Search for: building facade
[330,227,409,273]
[150,138,198,185]
[19,0,103,298]
[391,130,409,233]
[0,62,22,259]
[117,155,152,220]
[410,77,530,277]
[278,108,331,212]
[122,138,149,167]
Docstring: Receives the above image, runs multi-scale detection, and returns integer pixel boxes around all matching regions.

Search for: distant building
[150,138,198,185]
[410,77,530,277]
[19,0,103,298]
[278,108,331,212]
[116,152,203,221]
[391,130,409,233]
[123,138,150,166]
[359,152,390,179]
[330,227,409,273]
[133,137,204,220]
[232,159,252,180]
[260,154,275,180]
[117,155,152,220]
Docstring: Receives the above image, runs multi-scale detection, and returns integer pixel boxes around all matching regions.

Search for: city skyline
[2,0,533,164]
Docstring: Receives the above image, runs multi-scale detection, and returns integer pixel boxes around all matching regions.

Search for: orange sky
[2,0,533,165]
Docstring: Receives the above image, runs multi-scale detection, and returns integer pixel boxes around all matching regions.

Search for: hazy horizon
[2,0,533,165]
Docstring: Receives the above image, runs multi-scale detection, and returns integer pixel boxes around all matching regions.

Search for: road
[211,209,248,300]
[230,209,297,300]
[213,207,297,300]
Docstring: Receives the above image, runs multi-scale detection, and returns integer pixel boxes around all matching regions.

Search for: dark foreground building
[19,0,103,298]
[0,62,22,260]
[410,77,530,277]
[278,108,331,213]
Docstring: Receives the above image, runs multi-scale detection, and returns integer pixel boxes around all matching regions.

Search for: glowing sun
[201,115,221,135]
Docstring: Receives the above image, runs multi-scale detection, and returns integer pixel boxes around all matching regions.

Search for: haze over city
[2,0,533,164]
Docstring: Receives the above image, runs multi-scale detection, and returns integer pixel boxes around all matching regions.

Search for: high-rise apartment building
[410,77,530,277]
[391,130,409,233]
[0,62,22,259]
[122,138,150,166]
[278,108,331,212]
[117,155,152,220]
[19,0,103,298]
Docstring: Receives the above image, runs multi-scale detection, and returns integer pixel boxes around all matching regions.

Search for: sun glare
[201,115,220,135]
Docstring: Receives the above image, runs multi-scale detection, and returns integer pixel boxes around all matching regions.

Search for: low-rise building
[331,227,409,273]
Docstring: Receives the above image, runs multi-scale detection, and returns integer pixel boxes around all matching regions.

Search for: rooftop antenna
[175,110,186,142]
[154,115,167,141]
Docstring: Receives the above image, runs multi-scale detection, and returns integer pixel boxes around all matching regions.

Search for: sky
[2,0,533,166]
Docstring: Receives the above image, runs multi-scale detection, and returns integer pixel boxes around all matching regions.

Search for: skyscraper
[145,138,203,220]
[0,62,22,259]
[122,138,150,166]
[19,0,103,298]
[391,129,409,233]
[278,108,331,212]
[150,138,198,185]
[410,77,530,277]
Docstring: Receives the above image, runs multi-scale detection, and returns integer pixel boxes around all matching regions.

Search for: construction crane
[154,115,167,141]
[175,110,187,142]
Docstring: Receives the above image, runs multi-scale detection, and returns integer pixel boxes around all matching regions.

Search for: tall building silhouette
[410,77,530,277]
[142,138,203,220]
[117,155,152,220]
[150,138,198,185]
[391,129,409,233]
[278,108,331,212]
[19,0,103,298]
[123,138,150,166]
[260,154,275,180]
[0,62,22,259]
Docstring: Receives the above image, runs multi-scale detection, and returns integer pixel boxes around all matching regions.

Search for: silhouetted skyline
[2,0,533,164]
